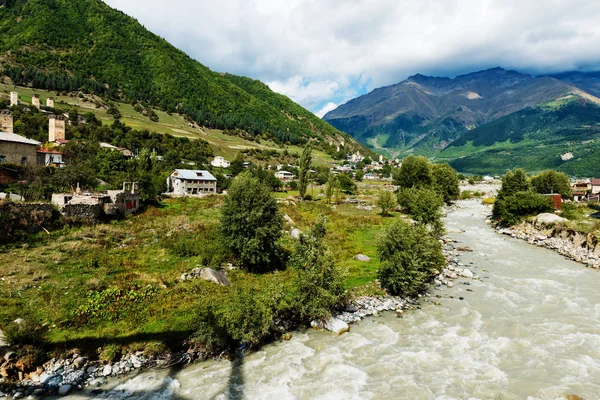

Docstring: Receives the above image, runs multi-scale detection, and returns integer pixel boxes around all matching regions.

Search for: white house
[166,169,217,196]
[364,173,378,180]
[211,156,230,168]
[36,148,64,167]
[275,170,294,181]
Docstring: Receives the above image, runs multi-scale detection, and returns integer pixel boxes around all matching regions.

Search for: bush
[377,221,445,296]
[336,173,356,194]
[560,202,585,221]
[220,172,283,272]
[397,187,445,236]
[461,190,474,199]
[492,191,554,226]
[482,197,495,205]
[376,190,397,216]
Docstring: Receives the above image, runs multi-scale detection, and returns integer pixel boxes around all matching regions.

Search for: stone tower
[10,91,18,106]
[32,94,41,109]
[46,97,55,108]
[49,115,66,142]
[0,110,13,133]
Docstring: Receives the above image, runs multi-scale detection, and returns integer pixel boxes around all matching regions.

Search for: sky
[104,0,600,117]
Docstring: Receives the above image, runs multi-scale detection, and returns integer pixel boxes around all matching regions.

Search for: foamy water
[73,200,600,399]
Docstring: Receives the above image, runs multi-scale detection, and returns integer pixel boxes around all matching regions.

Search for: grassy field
[0,83,335,167]
[0,182,399,356]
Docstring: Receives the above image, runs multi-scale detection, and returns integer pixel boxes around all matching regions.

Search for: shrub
[376,190,397,216]
[99,344,122,362]
[560,202,584,221]
[220,172,283,272]
[492,191,553,226]
[432,163,460,204]
[336,173,356,194]
[482,197,495,205]
[397,187,445,236]
[377,221,445,296]
[461,190,474,200]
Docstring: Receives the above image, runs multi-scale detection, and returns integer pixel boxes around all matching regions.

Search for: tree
[298,145,312,200]
[531,170,572,199]
[432,163,460,204]
[336,173,356,194]
[492,191,554,226]
[397,187,445,236]
[355,170,365,181]
[497,169,530,199]
[220,171,283,272]
[376,190,397,216]
[393,155,432,189]
[325,173,336,204]
[377,220,445,296]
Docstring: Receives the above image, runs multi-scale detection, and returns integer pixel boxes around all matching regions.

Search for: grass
[0,186,401,357]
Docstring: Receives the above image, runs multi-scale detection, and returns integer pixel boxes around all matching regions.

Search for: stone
[0,329,6,347]
[4,351,17,362]
[459,269,474,278]
[291,228,302,240]
[535,213,568,226]
[282,333,292,340]
[88,378,105,387]
[73,356,87,369]
[324,318,350,335]
[42,374,63,391]
[102,365,112,377]
[354,254,371,262]
[199,268,231,286]
[58,384,72,396]
[456,246,473,252]
[283,214,294,225]
[12,392,24,399]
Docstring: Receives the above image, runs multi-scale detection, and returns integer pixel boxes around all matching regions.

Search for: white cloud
[104,0,600,111]
[315,102,339,118]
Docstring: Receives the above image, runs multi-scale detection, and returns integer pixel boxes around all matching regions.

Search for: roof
[592,178,600,185]
[37,148,62,155]
[171,169,217,181]
[276,170,293,174]
[0,131,40,146]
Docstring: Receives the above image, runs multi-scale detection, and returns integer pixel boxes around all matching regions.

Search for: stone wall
[0,201,62,243]
[0,141,37,165]
[61,203,107,225]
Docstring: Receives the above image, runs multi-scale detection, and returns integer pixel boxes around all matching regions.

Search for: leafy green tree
[298,145,312,200]
[355,170,365,181]
[376,190,397,216]
[229,153,245,176]
[220,171,283,272]
[531,170,572,199]
[336,173,356,194]
[393,155,432,188]
[497,169,530,199]
[325,173,336,204]
[397,187,445,236]
[377,220,445,296]
[289,218,346,319]
[492,191,554,226]
[432,163,460,204]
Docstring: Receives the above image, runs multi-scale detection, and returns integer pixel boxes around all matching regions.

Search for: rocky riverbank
[496,213,600,269]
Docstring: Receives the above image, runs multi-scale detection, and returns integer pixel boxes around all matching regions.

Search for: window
[0,155,5,164]
[21,157,27,165]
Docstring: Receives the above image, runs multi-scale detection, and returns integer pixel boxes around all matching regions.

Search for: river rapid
[73,199,600,399]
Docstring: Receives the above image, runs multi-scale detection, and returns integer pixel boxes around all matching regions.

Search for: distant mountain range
[0,0,365,157]
[324,67,600,175]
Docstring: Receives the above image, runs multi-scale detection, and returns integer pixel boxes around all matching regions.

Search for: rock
[345,303,358,313]
[535,213,568,226]
[291,228,302,240]
[4,351,17,362]
[13,318,26,328]
[354,254,371,262]
[73,356,87,369]
[32,388,45,395]
[283,214,294,225]
[12,392,24,399]
[88,378,105,387]
[282,333,292,341]
[58,384,72,396]
[0,329,6,347]
[42,374,63,391]
[199,268,231,286]
[456,246,473,252]
[86,366,97,374]
[102,365,112,377]
[460,269,474,278]
[324,318,350,335]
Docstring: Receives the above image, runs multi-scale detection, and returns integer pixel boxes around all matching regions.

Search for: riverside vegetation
[0,155,460,390]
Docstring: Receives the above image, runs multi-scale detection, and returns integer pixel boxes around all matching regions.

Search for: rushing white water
[74,200,600,399]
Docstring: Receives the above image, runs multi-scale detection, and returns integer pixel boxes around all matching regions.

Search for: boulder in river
[311,318,349,335]
[199,268,231,286]
[459,269,474,279]
[58,384,72,396]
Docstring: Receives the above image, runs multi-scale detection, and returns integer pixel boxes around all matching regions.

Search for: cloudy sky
[105,0,600,117]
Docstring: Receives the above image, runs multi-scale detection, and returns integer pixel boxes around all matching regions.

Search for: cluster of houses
[571,179,600,202]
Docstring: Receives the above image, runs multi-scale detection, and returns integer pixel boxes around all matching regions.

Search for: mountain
[324,67,598,158]
[0,0,362,156]
[439,96,600,176]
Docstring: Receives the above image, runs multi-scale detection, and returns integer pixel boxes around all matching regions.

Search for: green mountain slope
[438,96,600,176]
[0,0,359,154]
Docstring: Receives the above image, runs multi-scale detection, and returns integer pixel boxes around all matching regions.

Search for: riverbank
[496,213,600,269]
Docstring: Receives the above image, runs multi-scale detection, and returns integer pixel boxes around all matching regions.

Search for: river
[73,199,600,399]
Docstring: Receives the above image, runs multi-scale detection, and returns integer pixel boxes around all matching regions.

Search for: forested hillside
[0,0,359,153]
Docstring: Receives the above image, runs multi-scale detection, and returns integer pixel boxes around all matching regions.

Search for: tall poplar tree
[298,144,312,200]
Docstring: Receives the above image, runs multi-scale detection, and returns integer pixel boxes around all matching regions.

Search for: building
[591,178,600,195]
[46,97,55,108]
[544,194,562,210]
[166,169,217,196]
[572,191,586,202]
[10,92,18,107]
[32,94,41,109]
[37,148,64,167]
[51,182,140,215]
[572,180,591,192]
[210,156,230,168]
[49,115,66,142]
[0,110,13,133]
[364,172,378,180]
[100,142,133,157]
[275,170,294,181]
[0,131,40,165]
